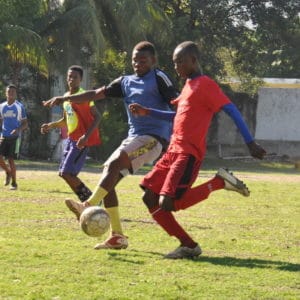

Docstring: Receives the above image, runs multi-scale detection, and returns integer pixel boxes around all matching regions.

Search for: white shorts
[104,135,163,177]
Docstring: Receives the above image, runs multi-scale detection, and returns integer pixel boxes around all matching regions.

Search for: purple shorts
[59,138,88,176]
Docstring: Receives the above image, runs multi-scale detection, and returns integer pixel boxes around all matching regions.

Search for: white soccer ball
[79,206,110,237]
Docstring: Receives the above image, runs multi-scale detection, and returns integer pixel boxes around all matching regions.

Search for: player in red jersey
[129,41,266,259]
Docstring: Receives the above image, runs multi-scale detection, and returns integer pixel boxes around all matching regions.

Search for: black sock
[76,183,92,202]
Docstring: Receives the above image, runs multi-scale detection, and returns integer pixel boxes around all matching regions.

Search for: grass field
[0,159,299,300]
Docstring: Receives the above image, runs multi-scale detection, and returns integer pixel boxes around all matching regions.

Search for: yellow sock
[105,206,123,235]
[87,186,108,206]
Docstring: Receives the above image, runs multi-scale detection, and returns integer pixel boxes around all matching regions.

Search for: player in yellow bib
[41,65,101,202]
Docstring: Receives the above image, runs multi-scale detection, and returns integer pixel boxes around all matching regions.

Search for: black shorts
[0,137,18,158]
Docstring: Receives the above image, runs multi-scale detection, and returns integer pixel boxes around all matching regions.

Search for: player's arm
[43,87,106,107]
[222,103,266,159]
[18,118,28,133]
[129,103,175,121]
[76,105,101,149]
[41,114,67,134]
[155,69,179,105]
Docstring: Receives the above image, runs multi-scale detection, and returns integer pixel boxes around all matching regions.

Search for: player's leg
[93,135,162,249]
[87,135,163,206]
[7,157,17,190]
[173,168,250,211]
[59,139,92,202]
[141,153,201,259]
[66,135,163,249]
[94,188,128,250]
[0,138,12,185]
[6,138,18,189]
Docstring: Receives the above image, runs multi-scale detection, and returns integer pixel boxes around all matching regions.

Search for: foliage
[0,164,299,299]
[92,48,129,160]
[0,0,48,84]
[44,0,106,72]
[0,0,299,158]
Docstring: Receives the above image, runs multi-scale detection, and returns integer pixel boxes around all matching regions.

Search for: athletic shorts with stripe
[103,135,163,177]
[141,152,201,199]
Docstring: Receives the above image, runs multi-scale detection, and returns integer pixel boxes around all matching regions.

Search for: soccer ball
[79,206,110,237]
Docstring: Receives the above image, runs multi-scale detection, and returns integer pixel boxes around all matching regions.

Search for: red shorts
[141,152,201,199]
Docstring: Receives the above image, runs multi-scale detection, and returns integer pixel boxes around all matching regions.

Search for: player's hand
[41,123,50,134]
[129,103,150,117]
[43,96,64,107]
[10,128,19,135]
[76,135,87,149]
[247,141,267,160]
[159,195,175,211]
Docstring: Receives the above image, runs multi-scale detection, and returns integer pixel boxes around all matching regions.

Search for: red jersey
[168,75,230,160]
[64,88,101,146]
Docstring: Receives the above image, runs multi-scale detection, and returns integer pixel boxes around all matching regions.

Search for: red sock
[149,206,197,248]
[174,176,225,211]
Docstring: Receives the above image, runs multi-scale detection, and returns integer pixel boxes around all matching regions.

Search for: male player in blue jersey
[43,41,179,249]
[0,84,28,190]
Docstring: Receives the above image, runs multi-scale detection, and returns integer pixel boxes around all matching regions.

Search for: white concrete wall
[255,88,300,141]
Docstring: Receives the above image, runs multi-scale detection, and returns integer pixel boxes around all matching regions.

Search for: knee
[59,172,69,180]
[142,189,159,209]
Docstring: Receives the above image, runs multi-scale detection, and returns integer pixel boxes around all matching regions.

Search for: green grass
[0,159,299,300]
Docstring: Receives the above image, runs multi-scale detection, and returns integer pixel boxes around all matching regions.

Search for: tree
[0,0,48,85]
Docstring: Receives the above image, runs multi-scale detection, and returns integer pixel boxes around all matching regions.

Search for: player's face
[173,48,195,80]
[6,87,17,102]
[67,70,82,91]
[132,50,155,76]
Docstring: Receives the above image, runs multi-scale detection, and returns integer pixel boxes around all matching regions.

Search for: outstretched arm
[129,103,175,121]
[222,103,266,159]
[43,86,106,107]
[41,116,67,134]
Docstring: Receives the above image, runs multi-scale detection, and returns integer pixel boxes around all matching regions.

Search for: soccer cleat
[4,172,11,186]
[65,199,86,220]
[164,244,202,259]
[216,168,250,197]
[10,182,18,190]
[94,233,128,250]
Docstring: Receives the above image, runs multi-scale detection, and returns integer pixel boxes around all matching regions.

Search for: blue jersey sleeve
[149,108,176,121]
[222,103,253,144]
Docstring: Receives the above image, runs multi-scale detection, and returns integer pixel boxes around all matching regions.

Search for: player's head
[6,84,17,102]
[173,41,202,79]
[67,65,83,91]
[132,41,156,76]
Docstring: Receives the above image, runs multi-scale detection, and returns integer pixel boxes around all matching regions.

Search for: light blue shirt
[0,100,27,137]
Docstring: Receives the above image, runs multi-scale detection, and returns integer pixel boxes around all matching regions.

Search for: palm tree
[43,0,106,72]
[0,0,48,85]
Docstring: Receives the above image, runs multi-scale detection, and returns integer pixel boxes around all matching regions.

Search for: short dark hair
[133,41,156,56]
[68,65,84,78]
[176,41,201,61]
[7,84,17,90]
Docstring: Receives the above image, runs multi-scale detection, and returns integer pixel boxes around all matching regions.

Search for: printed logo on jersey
[3,110,17,118]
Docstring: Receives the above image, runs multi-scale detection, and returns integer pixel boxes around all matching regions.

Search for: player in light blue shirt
[0,84,28,190]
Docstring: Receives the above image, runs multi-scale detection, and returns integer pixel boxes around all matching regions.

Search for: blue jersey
[104,69,178,141]
[0,100,27,138]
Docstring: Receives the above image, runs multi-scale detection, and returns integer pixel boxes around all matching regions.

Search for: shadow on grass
[106,250,300,272]
[194,255,300,272]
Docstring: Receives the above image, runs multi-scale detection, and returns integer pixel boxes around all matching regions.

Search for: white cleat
[216,168,250,197]
[164,244,202,259]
